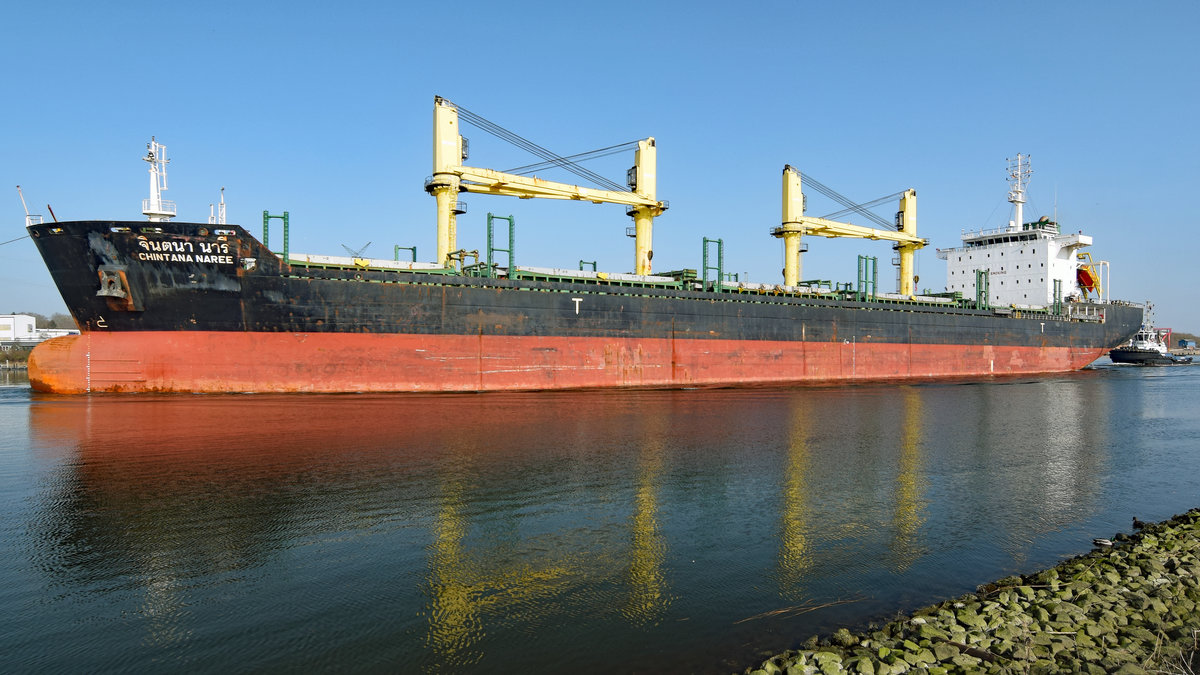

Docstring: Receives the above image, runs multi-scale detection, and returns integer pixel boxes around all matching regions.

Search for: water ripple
[2,371,1199,672]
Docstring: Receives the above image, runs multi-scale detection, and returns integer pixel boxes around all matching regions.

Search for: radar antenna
[1006,154,1032,231]
[209,187,226,225]
[142,137,177,222]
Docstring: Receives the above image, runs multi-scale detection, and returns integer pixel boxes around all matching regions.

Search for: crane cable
[801,172,895,229]
[820,190,907,221]
[505,141,640,176]
[450,101,903,221]
[450,101,632,193]
[455,104,628,192]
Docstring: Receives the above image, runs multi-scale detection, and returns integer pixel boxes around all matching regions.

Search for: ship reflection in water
[16,368,1200,673]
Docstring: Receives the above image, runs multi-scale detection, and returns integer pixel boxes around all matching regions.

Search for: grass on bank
[0,347,32,368]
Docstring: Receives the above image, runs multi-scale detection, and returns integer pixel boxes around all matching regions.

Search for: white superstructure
[936,156,1096,308]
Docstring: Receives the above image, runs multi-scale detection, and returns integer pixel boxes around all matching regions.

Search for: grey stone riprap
[742,509,1200,675]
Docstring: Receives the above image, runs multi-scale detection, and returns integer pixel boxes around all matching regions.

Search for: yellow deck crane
[773,165,927,296]
[426,97,668,274]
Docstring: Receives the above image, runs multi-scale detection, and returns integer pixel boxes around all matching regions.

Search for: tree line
[9,312,76,330]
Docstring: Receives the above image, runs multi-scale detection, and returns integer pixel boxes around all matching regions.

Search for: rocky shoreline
[742,510,1200,674]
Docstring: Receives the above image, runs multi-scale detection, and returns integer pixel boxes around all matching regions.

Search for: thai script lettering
[138,239,194,253]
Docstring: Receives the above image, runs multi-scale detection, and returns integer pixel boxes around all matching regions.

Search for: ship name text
[135,238,234,265]
[136,251,235,264]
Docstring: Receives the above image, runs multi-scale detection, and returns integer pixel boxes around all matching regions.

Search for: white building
[0,314,79,347]
[0,315,36,343]
[936,217,1092,307]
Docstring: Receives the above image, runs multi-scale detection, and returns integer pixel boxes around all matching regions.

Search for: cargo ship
[25,98,1142,393]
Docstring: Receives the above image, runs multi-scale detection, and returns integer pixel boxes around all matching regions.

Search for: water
[2,364,1199,673]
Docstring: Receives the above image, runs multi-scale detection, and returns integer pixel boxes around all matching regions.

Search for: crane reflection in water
[14,374,1130,673]
[775,387,928,605]
[891,388,928,572]
[420,405,672,667]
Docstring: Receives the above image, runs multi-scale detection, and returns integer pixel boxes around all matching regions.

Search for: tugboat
[1109,323,1192,365]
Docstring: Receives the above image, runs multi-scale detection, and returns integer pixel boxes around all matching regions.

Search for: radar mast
[1006,154,1032,231]
[142,137,177,222]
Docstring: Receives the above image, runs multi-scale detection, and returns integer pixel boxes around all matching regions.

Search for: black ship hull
[26,221,1144,393]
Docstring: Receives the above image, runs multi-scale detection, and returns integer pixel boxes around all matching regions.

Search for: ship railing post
[857,256,864,301]
[975,269,990,310]
[486,213,516,279]
[263,211,290,262]
[486,214,493,277]
[718,238,724,291]
[856,255,879,301]
[702,237,724,292]
[872,256,878,300]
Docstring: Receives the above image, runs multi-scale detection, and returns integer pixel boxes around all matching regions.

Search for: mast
[142,137,177,222]
[1006,154,1031,231]
[209,187,227,225]
[16,185,42,226]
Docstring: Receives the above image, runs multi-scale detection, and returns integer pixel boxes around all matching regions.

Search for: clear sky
[3,1,1198,329]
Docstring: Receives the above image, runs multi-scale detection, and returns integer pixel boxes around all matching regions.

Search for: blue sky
[3,1,1198,329]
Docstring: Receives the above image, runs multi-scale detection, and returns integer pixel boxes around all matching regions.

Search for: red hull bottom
[28,332,1108,394]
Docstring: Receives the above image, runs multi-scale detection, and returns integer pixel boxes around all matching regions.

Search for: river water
[2,364,1198,673]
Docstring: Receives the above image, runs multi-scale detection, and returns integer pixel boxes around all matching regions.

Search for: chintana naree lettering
[136,251,235,264]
